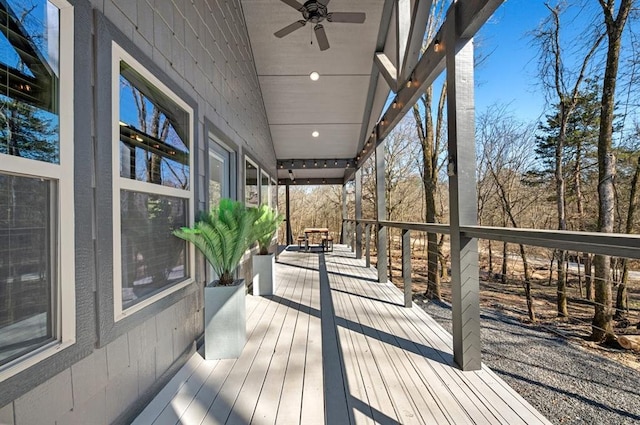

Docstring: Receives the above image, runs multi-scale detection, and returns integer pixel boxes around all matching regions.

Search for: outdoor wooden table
[303,227,329,251]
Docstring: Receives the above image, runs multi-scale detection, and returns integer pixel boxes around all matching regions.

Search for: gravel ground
[419,299,640,425]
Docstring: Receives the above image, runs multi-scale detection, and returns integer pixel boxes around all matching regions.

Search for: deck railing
[342,218,640,340]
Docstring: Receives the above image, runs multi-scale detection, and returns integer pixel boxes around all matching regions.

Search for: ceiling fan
[274,0,366,51]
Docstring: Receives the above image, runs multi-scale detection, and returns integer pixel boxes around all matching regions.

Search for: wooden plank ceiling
[241,0,394,183]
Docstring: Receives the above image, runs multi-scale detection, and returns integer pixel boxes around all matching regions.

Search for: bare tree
[478,106,540,322]
[591,0,635,343]
[532,3,605,317]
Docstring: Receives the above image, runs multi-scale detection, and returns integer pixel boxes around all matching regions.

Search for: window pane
[0,173,55,366]
[271,181,277,209]
[208,151,224,208]
[119,65,190,189]
[245,160,258,207]
[261,173,269,206]
[120,190,188,309]
[0,0,60,163]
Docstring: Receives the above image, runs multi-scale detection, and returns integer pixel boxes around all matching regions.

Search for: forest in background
[279,0,640,349]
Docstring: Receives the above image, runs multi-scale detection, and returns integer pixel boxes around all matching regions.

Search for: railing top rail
[342,219,640,259]
[345,219,451,234]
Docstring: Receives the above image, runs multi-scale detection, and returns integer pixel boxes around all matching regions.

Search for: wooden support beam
[402,228,412,307]
[341,185,347,244]
[374,52,398,92]
[400,0,432,83]
[279,158,354,170]
[375,141,387,283]
[447,30,481,371]
[277,178,344,186]
[355,168,363,259]
[365,224,371,268]
[351,0,504,171]
[285,183,292,245]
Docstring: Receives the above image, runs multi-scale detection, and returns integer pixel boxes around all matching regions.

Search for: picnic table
[303,227,329,252]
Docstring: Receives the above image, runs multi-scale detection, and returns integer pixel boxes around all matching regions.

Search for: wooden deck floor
[133,245,552,425]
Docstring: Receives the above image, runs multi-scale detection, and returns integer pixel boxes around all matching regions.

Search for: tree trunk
[577,252,584,298]
[412,84,445,300]
[585,253,593,300]
[519,243,536,322]
[557,249,568,317]
[501,242,508,284]
[488,240,494,274]
[592,0,632,344]
[615,155,640,318]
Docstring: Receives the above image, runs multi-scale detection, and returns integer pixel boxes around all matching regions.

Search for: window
[113,44,194,319]
[245,158,258,207]
[208,138,232,209]
[271,179,277,210]
[0,0,74,376]
[261,171,270,206]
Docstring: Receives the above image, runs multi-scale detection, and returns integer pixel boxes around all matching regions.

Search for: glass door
[207,138,232,281]
[208,141,230,209]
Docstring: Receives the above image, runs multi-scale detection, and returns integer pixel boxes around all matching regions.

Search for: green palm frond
[173,198,257,285]
[250,204,285,255]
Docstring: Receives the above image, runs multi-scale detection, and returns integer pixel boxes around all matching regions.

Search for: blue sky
[475,0,553,123]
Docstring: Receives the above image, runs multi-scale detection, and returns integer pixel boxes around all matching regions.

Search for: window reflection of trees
[0,0,59,163]
[117,62,191,310]
[0,0,58,366]
[119,76,189,190]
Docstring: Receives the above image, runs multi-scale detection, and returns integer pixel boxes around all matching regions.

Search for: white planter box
[204,279,246,359]
[253,253,275,296]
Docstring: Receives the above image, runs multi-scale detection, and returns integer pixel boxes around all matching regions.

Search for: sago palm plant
[173,198,255,286]
[251,204,284,255]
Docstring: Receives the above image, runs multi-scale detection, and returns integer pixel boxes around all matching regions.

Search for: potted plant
[173,198,255,360]
[250,204,284,296]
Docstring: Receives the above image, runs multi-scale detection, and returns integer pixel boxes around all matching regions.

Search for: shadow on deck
[133,245,551,425]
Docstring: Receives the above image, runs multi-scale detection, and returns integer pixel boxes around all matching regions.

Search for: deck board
[134,245,552,425]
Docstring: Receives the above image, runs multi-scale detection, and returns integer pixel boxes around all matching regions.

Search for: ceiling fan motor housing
[302,1,328,24]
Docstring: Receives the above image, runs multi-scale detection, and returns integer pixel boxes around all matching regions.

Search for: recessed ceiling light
[309,71,320,81]
[312,131,319,138]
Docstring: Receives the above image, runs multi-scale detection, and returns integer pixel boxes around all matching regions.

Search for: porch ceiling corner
[241,0,394,183]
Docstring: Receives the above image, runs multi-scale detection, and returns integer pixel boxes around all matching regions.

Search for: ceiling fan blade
[279,0,305,11]
[274,20,307,38]
[327,12,366,24]
[317,0,331,5]
[314,24,330,51]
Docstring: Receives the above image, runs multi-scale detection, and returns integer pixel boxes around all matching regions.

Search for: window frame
[271,178,278,210]
[0,0,75,382]
[260,170,270,206]
[207,136,233,210]
[111,42,195,321]
[244,156,260,208]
